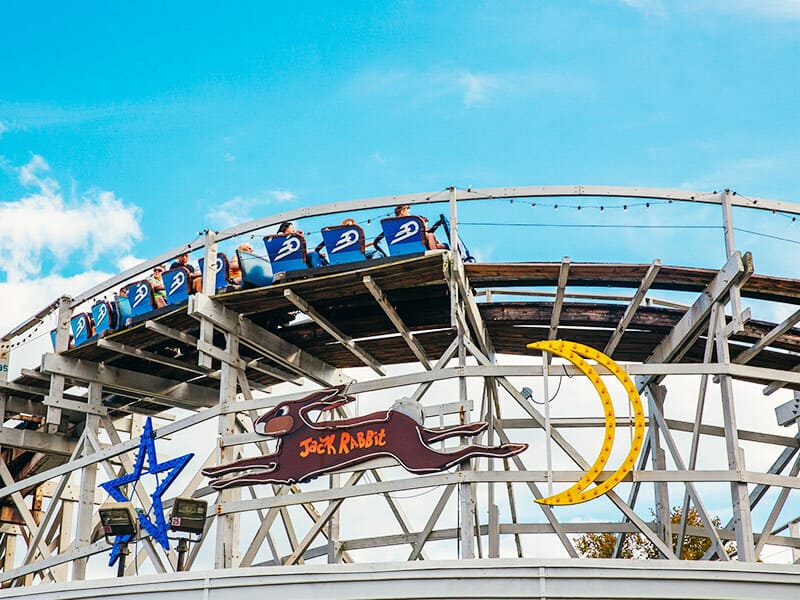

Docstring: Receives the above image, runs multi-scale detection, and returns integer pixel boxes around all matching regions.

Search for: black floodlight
[169,497,208,535]
[99,501,138,537]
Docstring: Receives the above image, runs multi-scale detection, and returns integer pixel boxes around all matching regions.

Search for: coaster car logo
[332,229,359,253]
[202,386,527,489]
[390,220,419,244]
[275,236,302,261]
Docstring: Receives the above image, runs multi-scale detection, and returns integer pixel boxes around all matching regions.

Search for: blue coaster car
[263,234,308,273]
[380,216,427,256]
[124,280,158,318]
[198,252,232,293]
[321,224,366,265]
[70,313,94,347]
[236,250,273,288]
[162,266,192,305]
[116,293,132,328]
[91,300,118,337]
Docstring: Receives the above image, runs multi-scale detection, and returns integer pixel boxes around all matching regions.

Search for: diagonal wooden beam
[549,257,570,340]
[283,289,385,376]
[0,460,56,583]
[188,294,350,386]
[283,471,364,565]
[41,353,219,409]
[407,484,455,560]
[604,259,661,356]
[735,307,800,365]
[644,251,753,381]
[97,338,208,375]
[363,275,431,369]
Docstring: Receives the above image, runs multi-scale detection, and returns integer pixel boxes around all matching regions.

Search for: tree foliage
[575,506,730,559]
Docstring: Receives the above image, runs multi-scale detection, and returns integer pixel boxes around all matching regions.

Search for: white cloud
[223,152,236,162]
[701,0,800,20]
[618,0,667,19]
[372,152,388,165]
[206,190,297,229]
[269,189,296,202]
[0,121,6,138]
[116,254,146,272]
[0,155,143,283]
[345,68,586,109]
[680,156,785,191]
[0,270,116,375]
[621,0,800,21]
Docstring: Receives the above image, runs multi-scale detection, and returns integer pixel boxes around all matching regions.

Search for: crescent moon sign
[526,340,645,506]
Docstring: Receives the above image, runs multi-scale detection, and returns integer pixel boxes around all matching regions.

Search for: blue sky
[2,1,800,568]
[1,0,799,328]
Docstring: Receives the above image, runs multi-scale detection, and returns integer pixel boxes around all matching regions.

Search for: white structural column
[44,296,71,432]
[214,333,241,569]
[198,230,218,370]
[449,186,475,560]
[720,189,746,334]
[647,384,672,554]
[72,382,101,580]
[714,306,755,561]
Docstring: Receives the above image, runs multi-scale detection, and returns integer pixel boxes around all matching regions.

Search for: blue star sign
[99,417,193,566]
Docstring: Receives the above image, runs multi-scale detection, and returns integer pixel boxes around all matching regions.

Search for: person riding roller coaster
[393,204,447,250]
[278,221,328,268]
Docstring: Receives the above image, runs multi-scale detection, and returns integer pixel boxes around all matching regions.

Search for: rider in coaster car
[395,204,447,250]
[278,221,327,268]
[147,265,168,308]
[170,252,203,292]
[228,242,254,285]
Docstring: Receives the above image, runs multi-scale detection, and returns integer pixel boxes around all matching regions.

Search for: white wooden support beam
[548,257,570,340]
[71,382,101,581]
[362,275,431,369]
[0,459,56,583]
[721,189,747,334]
[646,251,753,367]
[97,338,210,375]
[646,384,673,555]
[145,320,200,345]
[188,294,350,387]
[464,338,677,558]
[283,471,364,566]
[215,332,241,570]
[408,484,455,560]
[763,363,800,396]
[714,307,756,562]
[283,289,385,376]
[41,353,219,408]
[0,427,76,455]
[198,229,218,369]
[604,259,661,356]
[453,270,491,354]
[145,320,302,385]
[646,388,731,561]
[45,296,72,433]
[735,308,800,365]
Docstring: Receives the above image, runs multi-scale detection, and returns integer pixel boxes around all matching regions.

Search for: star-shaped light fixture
[99,417,193,565]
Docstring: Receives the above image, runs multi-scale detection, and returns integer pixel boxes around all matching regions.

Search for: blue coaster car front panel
[380,216,427,256]
[91,300,117,337]
[321,224,366,265]
[162,266,191,305]
[70,313,93,346]
[198,252,230,293]
[264,234,307,273]
[237,250,273,288]
[116,294,132,329]
[125,280,156,318]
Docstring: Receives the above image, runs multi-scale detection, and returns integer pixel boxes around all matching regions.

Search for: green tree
[576,506,730,559]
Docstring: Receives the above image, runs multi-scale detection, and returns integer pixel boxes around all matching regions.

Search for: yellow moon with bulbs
[526,340,645,505]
